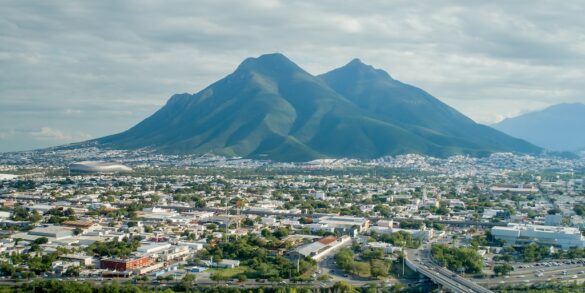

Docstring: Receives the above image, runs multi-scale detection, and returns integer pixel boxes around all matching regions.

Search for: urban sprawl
[1,148,585,292]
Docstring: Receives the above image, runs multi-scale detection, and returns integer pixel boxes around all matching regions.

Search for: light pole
[402,247,405,277]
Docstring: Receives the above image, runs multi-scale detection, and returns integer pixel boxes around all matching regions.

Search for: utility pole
[402,247,405,277]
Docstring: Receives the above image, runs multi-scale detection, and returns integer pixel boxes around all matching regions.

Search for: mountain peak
[336,58,393,80]
[237,53,300,72]
[348,58,363,65]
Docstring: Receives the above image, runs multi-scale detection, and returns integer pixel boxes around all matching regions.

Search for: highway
[478,261,585,287]
[406,248,493,293]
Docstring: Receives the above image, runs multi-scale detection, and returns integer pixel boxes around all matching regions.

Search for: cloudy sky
[1,1,584,152]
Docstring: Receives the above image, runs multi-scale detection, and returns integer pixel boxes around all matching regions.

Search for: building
[482,208,507,220]
[29,225,73,240]
[376,220,393,228]
[490,184,538,194]
[316,216,369,235]
[218,259,240,268]
[69,161,132,174]
[288,235,351,261]
[62,220,100,231]
[365,242,400,254]
[60,254,93,266]
[136,242,172,254]
[100,256,151,271]
[491,223,585,249]
[314,190,326,200]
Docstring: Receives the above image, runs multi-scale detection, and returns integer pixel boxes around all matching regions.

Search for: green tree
[493,263,513,276]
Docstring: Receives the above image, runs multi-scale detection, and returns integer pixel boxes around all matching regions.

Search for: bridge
[405,248,493,293]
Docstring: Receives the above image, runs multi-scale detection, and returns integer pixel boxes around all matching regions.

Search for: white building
[491,223,585,249]
[490,184,538,194]
[29,225,73,240]
[314,191,326,200]
[316,216,369,235]
[137,243,172,254]
[289,236,351,261]
[365,242,400,254]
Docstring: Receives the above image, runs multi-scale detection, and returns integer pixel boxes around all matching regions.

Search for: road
[406,247,493,293]
[478,262,585,287]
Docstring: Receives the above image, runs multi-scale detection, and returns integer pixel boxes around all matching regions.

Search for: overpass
[405,248,493,293]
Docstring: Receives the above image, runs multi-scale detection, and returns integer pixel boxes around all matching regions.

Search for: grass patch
[209,266,250,280]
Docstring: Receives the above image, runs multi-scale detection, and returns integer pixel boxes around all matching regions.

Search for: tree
[63,266,80,277]
[73,227,83,235]
[351,261,371,278]
[273,227,289,239]
[33,237,49,245]
[177,273,196,291]
[493,263,513,276]
[431,244,483,274]
[318,274,331,281]
[370,259,390,278]
[332,281,357,293]
[210,272,229,284]
[335,248,355,271]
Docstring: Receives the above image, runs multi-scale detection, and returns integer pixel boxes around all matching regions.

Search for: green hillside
[94,53,541,161]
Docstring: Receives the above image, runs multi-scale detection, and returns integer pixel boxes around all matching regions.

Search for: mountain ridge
[492,102,585,152]
[90,53,541,161]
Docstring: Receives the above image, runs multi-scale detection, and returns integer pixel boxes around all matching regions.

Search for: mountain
[91,53,541,161]
[319,59,539,155]
[492,103,585,152]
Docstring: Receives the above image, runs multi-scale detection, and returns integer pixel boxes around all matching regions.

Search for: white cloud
[30,127,92,141]
[0,0,584,150]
